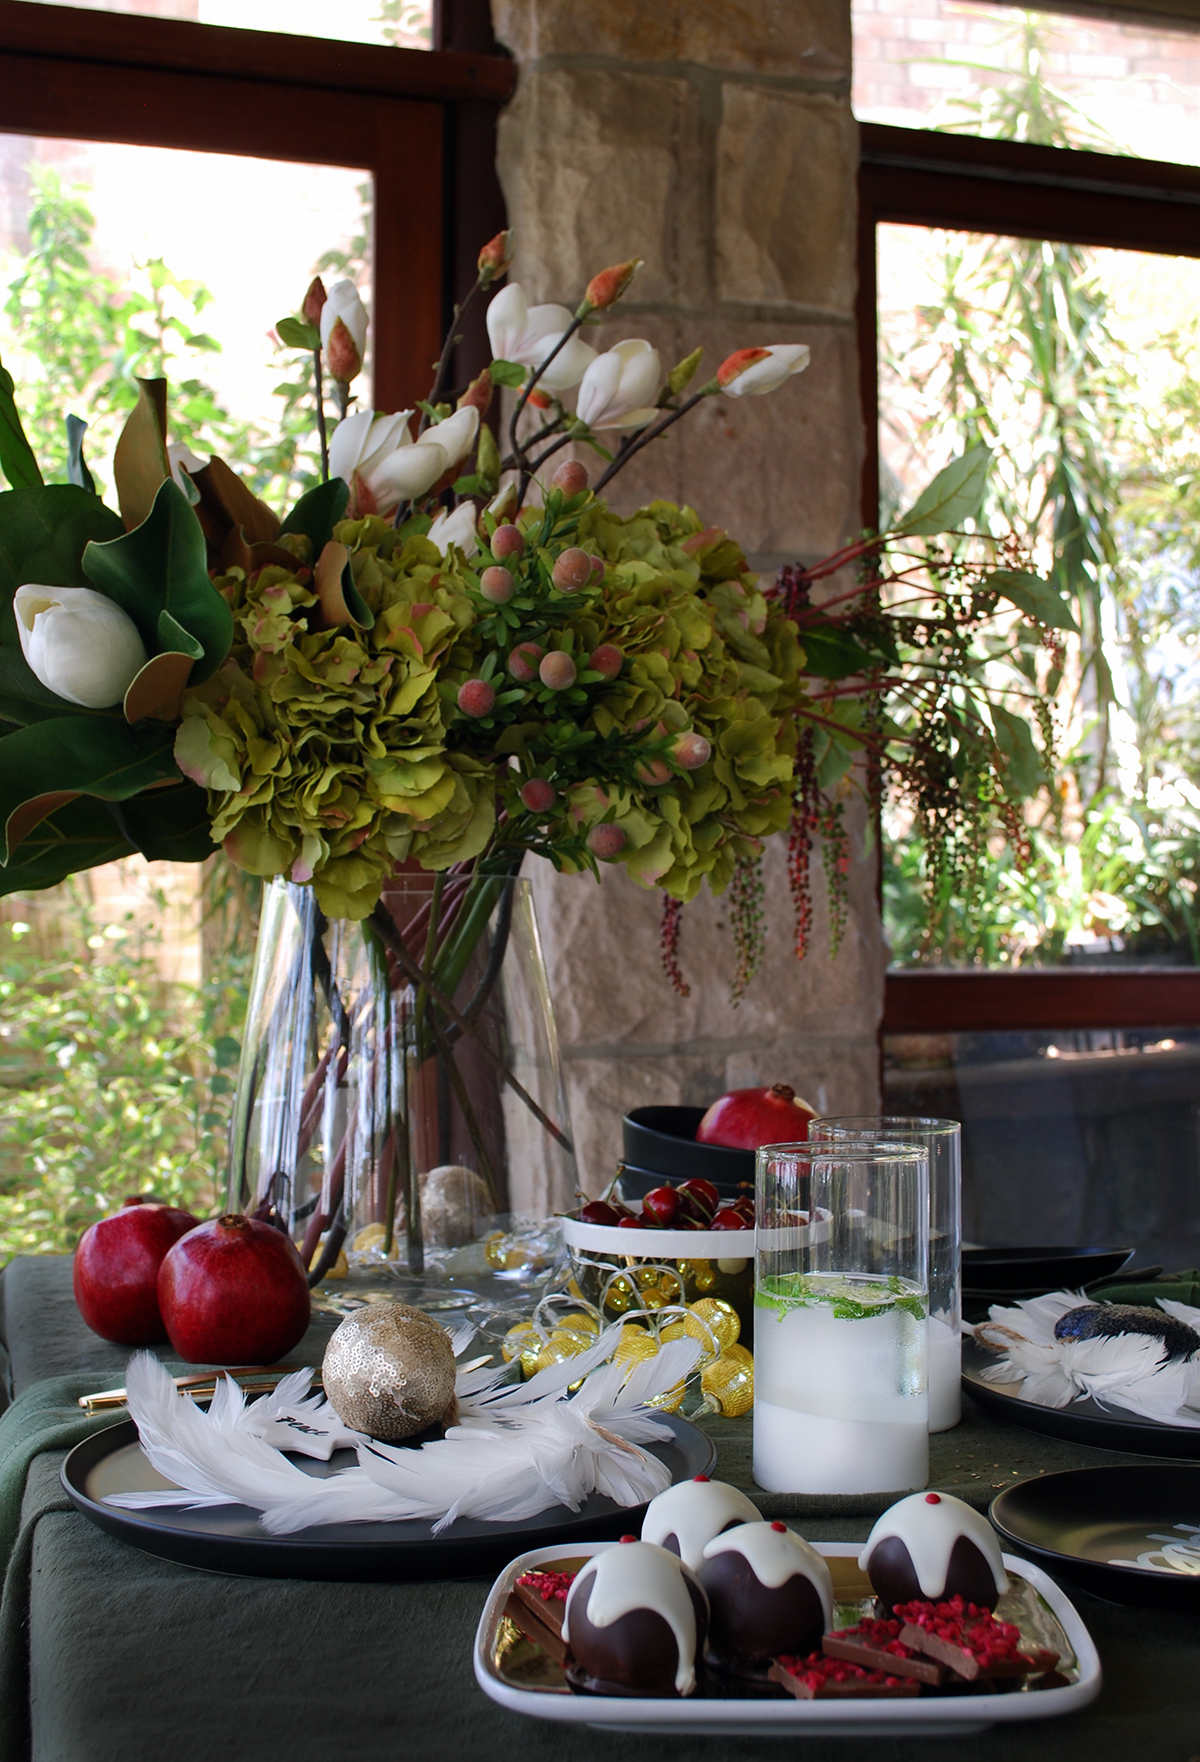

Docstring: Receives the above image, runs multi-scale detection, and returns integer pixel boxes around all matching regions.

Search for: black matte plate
[963,1245,1134,1293]
[62,1415,716,1582]
[622,1106,753,1188]
[963,1336,1200,1460]
[991,1466,1200,1609]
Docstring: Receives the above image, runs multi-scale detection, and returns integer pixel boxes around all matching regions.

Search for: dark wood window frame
[858,122,1200,1034]
[0,0,514,406]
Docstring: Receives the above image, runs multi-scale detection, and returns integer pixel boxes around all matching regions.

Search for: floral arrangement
[0,230,1072,991]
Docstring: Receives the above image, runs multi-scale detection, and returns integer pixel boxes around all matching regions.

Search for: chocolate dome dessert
[641,1475,763,1571]
[859,1492,1008,1612]
[698,1520,833,1682]
[562,1539,708,1697]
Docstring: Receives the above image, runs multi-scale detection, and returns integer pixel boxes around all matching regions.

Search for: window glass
[854,0,1200,167]
[885,1026,1200,1270]
[18,0,433,50]
[879,220,1200,968]
[0,133,371,511]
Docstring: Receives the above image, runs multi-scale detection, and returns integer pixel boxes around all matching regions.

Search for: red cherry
[695,1083,818,1152]
[617,1215,645,1229]
[641,1185,680,1227]
[157,1213,310,1365]
[578,1200,621,1227]
[73,1198,201,1345]
[709,1205,752,1231]
[675,1215,705,1231]
[678,1177,719,1219]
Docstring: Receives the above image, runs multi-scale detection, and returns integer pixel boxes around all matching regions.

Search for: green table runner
[3,1257,1200,1762]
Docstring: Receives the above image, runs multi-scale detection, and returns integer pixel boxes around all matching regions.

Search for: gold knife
[78,1365,321,1413]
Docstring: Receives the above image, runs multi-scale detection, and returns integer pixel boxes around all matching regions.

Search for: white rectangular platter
[474,1541,1102,1737]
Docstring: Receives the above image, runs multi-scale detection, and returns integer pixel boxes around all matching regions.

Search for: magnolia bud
[302,277,327,326]
[14,584,148,709]
[321,280,368,383]
[458,369,494,417]
[326,318,363,383]
[588,823,626,859]
[539,652,577,691]
[457,679,496,718]
[478,229,514,285]
[582,259,641,313]
[717,347,771,388]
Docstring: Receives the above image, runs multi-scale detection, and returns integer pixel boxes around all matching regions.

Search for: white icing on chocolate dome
[641,1477,762,1571]
[857,1491,1008,1600]
[702,1520,834,1625]
[563,1542,702,1695]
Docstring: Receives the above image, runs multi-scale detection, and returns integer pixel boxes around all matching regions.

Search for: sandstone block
[496,67,706,308]
[491,0,850,81]
[716,87,858,313]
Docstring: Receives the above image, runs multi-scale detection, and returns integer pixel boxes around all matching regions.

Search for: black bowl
[621,1106,754,1194]
[962,1245,1134,1295]
[991,1466,1200,1610]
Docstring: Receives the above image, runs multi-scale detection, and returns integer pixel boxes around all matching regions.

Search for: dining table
[1,1253,1197,1762]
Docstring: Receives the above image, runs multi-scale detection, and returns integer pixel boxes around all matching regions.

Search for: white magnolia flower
[426,502,479,559]
[15,584,148,709]
[320,279,368,365]
[486,283,596,393]
[575,339,661,430]
[424,405,480,473]
[329,407,477,513]
[722,343,811,397]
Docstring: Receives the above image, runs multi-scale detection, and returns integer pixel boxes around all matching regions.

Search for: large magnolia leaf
[120,779,214,862]
[83,479,233,686]
[896,446,991,537]
[280,477,349,556]
[0,358,42,492]
[798,626,883,680]
[0,794,133,895]
[0,716,180,861]
[113,377,169,531]
[989,568,1079,633]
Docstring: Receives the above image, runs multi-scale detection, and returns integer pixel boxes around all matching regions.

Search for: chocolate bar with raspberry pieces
[895,1597,1059,1683]
[822,1618,945,1685]
[505,1568,578,1664]
[770,1653,921,1700]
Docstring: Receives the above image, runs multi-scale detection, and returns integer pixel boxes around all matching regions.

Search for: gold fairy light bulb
[701,1343,754,1417]
[528,1327,590,1376]
[558,1310,599,1336]
[501,1321,540,1363]
[613,1325,660,1369]
[647,1376,687,1414]
[659,1319,686,1344]
[685,1297,740,1355]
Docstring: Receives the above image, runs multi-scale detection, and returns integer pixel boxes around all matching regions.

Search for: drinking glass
[810,1116,962,1430]
[754,1140,930,1495]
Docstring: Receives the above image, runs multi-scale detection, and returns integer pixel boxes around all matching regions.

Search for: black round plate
[61,1414,716,1583]
[991,1465,1200,1609]
[622,1106,753,1189]
[962,1245,1134,1293]
[963,1336,1200,1460]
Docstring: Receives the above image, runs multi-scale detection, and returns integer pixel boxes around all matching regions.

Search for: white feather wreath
[971,1289,1200,1425]
[104,1322,702,1534]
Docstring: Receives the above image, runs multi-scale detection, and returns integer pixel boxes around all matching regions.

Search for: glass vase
[225,872,576,1286]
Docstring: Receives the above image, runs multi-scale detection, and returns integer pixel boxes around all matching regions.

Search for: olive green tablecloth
[3,1257,1199,1762]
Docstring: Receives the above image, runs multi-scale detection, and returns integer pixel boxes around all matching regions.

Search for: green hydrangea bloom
[175,498,805,918]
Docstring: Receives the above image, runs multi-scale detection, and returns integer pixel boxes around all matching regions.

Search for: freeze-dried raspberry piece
[822,1617,944,1685]
[895,1597,1058,1682]
[770,1652,921,1700]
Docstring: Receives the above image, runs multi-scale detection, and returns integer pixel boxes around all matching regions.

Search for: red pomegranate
[73,1197,200,1345]
[157,1214,311,1365]
[695,1083,817,1151]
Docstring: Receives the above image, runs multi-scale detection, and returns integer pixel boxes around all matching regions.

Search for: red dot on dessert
[620,1534,637,1543]
[693,1474,710,1483]
[925,1493,942,1503]
[770,1520,787,1533]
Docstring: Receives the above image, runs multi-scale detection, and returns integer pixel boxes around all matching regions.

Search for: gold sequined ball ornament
[322,1302,457,1441]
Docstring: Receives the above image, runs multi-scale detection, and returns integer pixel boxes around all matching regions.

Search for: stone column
[491,0,885,1191]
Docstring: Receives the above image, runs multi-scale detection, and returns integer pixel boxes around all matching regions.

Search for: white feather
[105,1330,704,1535]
